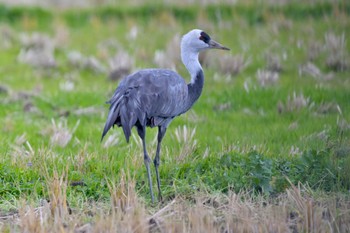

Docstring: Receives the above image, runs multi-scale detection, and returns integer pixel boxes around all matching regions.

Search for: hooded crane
[101,29,229,202]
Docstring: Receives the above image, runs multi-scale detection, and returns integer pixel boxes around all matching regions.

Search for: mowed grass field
[0,1,350,232]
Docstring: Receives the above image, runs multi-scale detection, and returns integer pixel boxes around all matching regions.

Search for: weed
[154,34,180,70]
[17,32,56,68]
[307,40,323,61]
[174,125,198,161]
[203,53,249,76]
[10,134,34,167]
[0,24,15,49]
[265,53,283,72]
[67,51,106,73]
[256,69,279,87]
[42,119,80,148]
[108,51,134,81]
[278,91,311,113]
[102,132,121,148]
[324,32,349,71]
[299,62,322,79]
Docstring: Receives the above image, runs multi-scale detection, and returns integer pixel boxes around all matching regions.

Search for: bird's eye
[199,31,211,44]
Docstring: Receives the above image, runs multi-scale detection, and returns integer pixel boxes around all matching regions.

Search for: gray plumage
[102,69,195,142]
[101,29,229,202]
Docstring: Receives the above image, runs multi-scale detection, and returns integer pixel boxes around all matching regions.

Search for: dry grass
[17,32,56,68]
[173,125,198,161]
[324,32,349,71]
[299,62,322,79]
[108,51,134,81]
[67,51,106,73]
[265,53,283,73]
[102,132,121,148]
[203,53,250,76]
[9,133,35,167]
[0,24,15,49]
[41,118,80,148]
[307,40,323,61]
[256,69,279,87]
[277,92,312,114]
[1,174,349,232]
[154,34,181,70]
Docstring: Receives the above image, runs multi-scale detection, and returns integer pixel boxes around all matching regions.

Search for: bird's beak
[208,39,230,50]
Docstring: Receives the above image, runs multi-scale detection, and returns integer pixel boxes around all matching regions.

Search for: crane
[101,29,229,202]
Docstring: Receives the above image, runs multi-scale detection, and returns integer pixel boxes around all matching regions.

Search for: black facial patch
[199,31,211,44]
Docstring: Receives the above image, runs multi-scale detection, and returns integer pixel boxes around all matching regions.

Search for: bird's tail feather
[101,101,120,142]
[118,105,130,143]
[101,94,139,143]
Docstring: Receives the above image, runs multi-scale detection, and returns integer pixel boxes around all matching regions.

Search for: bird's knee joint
[144,155,151,164]
[153,159,160,167]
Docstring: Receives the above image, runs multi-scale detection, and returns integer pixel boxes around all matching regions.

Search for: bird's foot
[158,193,163,203]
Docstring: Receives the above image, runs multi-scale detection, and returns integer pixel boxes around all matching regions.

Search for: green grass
[0,1,350,231]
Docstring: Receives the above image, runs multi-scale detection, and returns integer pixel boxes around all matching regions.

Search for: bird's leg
[143,139,154,203]
[137,125,154,203]
[154,126,167,201]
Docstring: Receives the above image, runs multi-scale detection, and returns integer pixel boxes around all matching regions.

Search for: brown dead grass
[1,172,349,233]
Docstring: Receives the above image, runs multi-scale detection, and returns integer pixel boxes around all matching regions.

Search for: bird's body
[102,29,229,202]
[102,68,193,142]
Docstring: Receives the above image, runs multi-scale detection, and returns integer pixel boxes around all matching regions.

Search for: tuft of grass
[256,69,279,87]
[265,52,283,72]
[154,34,180,70]
[203,53,250,76]
[108,50,134,81]
[66,51,106,73]
[277,92,311,114]
[17,32,56,68]
[299,62,322,79]
[41,119,80,148]
[324,32,349,71]
[173,125,198,161]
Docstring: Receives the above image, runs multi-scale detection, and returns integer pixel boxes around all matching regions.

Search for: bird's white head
[181,29,230,53]
[181,29,229,82]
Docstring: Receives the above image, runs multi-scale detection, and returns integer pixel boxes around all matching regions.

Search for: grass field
[0,1,350,232]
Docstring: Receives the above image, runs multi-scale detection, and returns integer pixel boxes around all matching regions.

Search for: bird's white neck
[180,47,205,113]
[181,48,203,84]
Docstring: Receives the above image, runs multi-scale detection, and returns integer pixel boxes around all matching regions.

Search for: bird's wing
[118,69,189,118]
[102,69,188,141]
